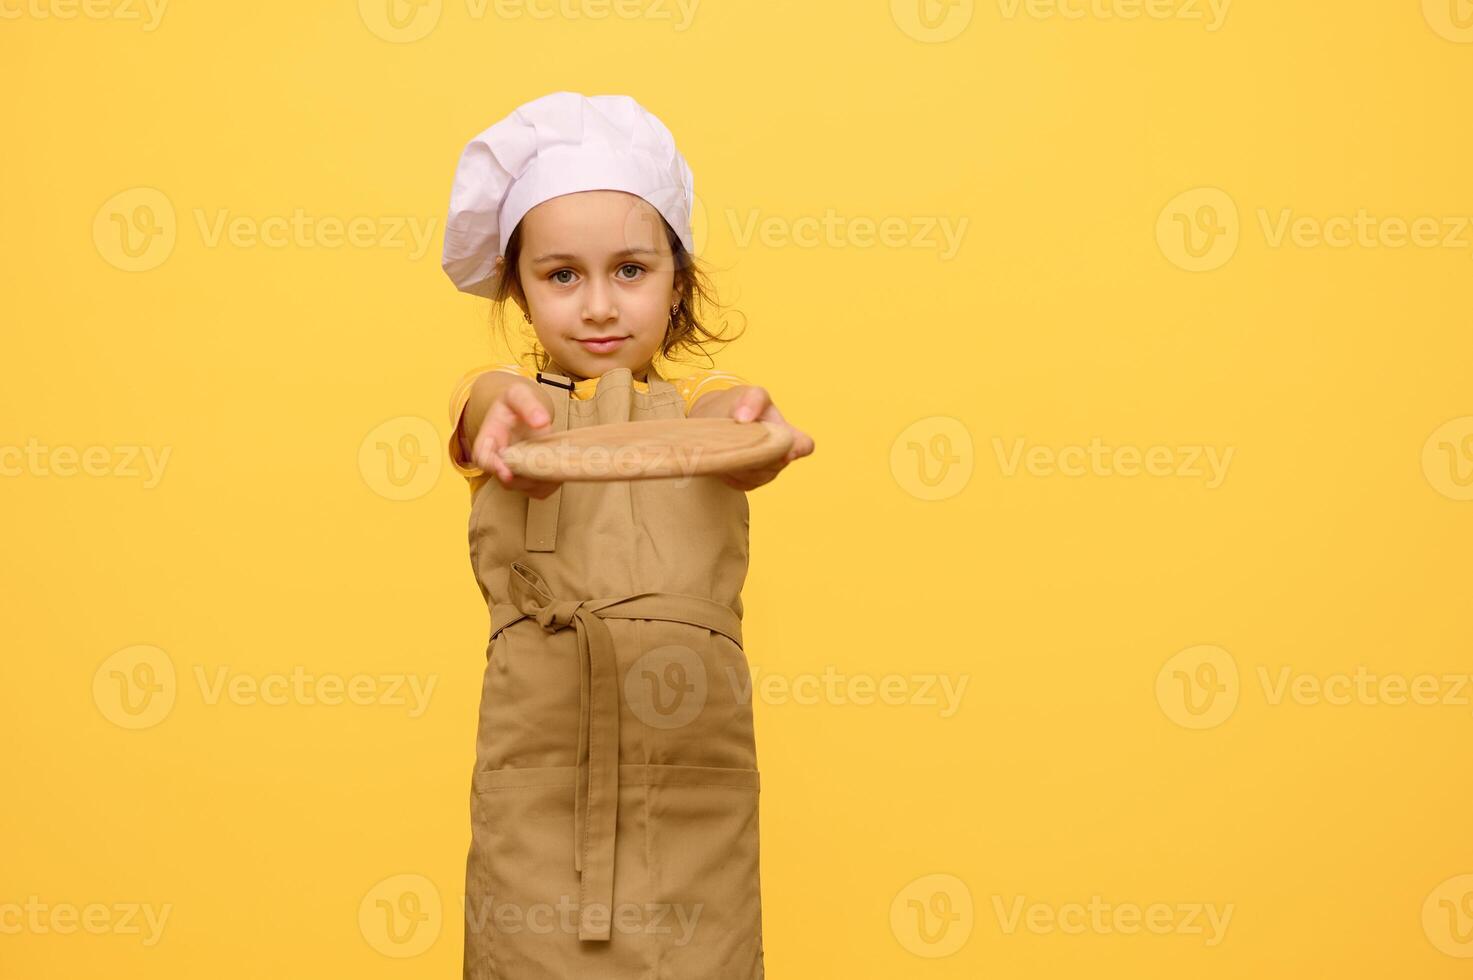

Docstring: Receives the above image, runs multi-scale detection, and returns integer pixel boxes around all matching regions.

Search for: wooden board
[500,418,793,481]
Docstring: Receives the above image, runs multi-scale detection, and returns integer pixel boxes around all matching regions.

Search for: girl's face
[510,189,679,382]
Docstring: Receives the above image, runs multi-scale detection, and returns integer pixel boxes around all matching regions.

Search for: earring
[524,311,532,323]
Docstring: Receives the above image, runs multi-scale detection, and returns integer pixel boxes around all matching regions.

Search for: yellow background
[4,0,1473,976]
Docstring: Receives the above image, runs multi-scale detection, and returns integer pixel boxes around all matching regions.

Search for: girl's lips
[578,336,629,353]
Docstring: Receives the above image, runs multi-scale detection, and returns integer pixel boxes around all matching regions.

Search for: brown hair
[486,216,746,373]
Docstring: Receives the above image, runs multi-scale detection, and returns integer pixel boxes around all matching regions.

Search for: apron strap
[524,371,573,553]
[644,370,684,415]
[489,560,744,942]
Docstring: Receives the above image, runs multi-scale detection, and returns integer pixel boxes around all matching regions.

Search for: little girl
[440,92,813,979]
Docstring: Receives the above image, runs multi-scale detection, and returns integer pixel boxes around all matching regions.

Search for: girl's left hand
[719,386,815,491]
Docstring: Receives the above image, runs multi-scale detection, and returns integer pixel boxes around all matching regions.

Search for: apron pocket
[467,764,762,977]
[638,763,763,977]
[466,767,584,976]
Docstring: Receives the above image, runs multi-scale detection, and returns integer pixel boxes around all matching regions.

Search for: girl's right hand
[470,382,564,499]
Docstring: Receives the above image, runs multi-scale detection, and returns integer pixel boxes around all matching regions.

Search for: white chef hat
[441,91,695,298]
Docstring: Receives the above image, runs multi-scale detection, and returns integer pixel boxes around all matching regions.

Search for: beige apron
[462,365,765,979]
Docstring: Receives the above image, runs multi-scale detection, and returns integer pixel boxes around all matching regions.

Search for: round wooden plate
[500,418,793,481]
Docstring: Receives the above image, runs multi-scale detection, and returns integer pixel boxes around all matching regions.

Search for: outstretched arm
[457,371,563,499]
[689,385,816,491]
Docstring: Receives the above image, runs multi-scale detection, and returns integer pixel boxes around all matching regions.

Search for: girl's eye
[549,265,641,284]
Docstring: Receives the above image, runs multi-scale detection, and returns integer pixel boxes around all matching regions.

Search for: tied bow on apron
[490,560,744,941]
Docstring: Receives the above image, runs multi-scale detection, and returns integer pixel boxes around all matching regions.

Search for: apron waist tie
[489,559,744,942]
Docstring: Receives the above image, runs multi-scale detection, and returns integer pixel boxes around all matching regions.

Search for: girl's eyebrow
[530,247,660,264]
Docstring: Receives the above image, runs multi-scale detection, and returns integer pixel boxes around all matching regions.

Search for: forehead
[518,190,670,257]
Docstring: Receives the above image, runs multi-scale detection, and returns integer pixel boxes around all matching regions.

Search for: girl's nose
[582,279,617,321]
